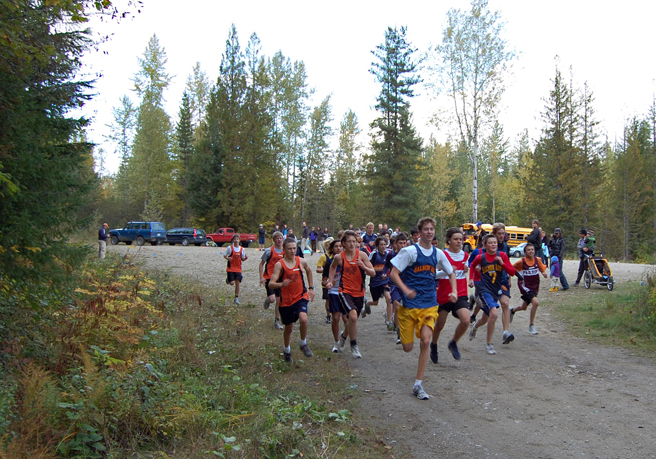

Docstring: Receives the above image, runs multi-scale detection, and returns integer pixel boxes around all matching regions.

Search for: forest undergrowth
[0,252,391,459]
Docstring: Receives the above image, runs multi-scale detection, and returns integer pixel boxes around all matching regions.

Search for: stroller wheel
[584,271,592,289]
[607,276,614,291]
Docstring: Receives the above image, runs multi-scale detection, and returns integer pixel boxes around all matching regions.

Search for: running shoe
[469,321,477,340]
[326,315,332,324]
[470,314,477,324]
[300,344,313,357]
[339,333,347,349]
[412,385,430,400]
[430,342,438,364]
[263,298,270,309]
[502,331,515,344]
[448,340,461,360]
[396,338,401,345]
[528,324,539,335]
[234,297,240,305]
[284,352,293,363]
[362,300,371,318]
[387,321,395,332]
[351,344,362,358]
[485,344,496,355]
[274,318,284,330]
[331,344,339,353]
[509,308,514,323]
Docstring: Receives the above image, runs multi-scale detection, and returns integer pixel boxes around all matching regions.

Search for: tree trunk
[472,144,479,222]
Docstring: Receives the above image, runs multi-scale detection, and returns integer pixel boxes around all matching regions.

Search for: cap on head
[103,222,108,227]
[259,224,263,227]
[579,228,587,235]
[554,228,562,234]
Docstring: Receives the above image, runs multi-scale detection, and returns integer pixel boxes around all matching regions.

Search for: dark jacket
[527,228,541,251]
[98,227,108,241]
[549,236,565,258]
[302,226,309,238]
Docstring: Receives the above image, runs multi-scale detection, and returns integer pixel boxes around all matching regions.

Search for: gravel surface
[109,244,656,459]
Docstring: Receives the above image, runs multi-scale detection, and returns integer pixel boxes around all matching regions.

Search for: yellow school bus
[460,223,532,253]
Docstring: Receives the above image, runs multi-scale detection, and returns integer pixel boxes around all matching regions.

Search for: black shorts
[265,279,281,298]
[328,294,341,313]
[226,272,243,284]
[501,279,511,298]
[369,284,387,302]
[520,291,538,304]
[438,296,470,318]
[322,287,328,300]
[339,293,364,317]
[279,299,308,325]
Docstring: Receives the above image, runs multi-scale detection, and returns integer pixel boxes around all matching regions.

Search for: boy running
[363,237,392,320]
[509,243,547,335]
[385,232,408,338]
[468,234,522,355]
[430,227,470,363]
[268,238,315,363]
[224,234,248,304]
[323,239,345,352]
[260,231,285,330]
[326,230,376,358]
[390,218,457,400]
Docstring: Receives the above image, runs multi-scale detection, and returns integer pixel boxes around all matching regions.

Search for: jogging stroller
[583,254,614,291]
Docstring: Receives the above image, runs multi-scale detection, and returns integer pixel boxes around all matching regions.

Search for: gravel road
[109,244,656,459]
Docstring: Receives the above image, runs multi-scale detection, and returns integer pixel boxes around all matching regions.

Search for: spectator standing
[301,222,309,253]
[548,228,569,290]
[540,230,550,265]
[258,224,266,251]
[98,223,109,259]
[282,224,288,237]
[309,227,318,255]
[527,219,543,260]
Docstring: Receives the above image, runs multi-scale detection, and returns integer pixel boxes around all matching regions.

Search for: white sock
[284,346,290,353]
[414,379,422,388]
[335,341,339,347]
[299,339,306,346]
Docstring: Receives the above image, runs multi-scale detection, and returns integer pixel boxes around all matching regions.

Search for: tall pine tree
[367,26,424,228]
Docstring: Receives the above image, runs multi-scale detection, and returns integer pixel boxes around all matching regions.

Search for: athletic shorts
[265,279,281,298]
[389,285,402,303]
[258,236,265,244]
[398,305,439,345]
[369,284,387,302]
[338,292,364,317]
[279,299,309,326]
[322,287,328,300]
[520,291,538,305]
[226,272,243,284]
[479,291,500,317]
[501,279,511,298]
[328,294,341,314]
[439,296,470,318]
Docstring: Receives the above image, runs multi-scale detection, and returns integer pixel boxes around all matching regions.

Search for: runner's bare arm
[358,252,377,277]
[326,254,342,290]
[267,262,287,289]
[301,259,315,302]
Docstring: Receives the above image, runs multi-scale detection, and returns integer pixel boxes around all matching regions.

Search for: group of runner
[224,218,552,400]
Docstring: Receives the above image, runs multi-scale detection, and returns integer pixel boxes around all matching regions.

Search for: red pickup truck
[206,228,257,247]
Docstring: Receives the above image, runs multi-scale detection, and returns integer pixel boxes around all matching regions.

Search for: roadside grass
[550,276,656,354]
[0,252,399,458]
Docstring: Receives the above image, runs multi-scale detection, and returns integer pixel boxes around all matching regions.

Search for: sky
[81,0,656,174]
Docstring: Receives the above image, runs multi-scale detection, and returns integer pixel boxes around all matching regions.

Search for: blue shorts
[479,292,500,317]
[279,299,309,325]
[328,294,341,313]
[390,285,402,303]
[258,236,265,244]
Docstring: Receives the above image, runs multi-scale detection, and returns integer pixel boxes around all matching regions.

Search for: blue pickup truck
[109,221,166,246]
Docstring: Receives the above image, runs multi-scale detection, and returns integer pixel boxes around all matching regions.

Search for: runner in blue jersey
[390,218,457,400]
[363,237,392,320]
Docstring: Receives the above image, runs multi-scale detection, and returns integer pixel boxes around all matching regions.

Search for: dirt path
[110,244,656,459]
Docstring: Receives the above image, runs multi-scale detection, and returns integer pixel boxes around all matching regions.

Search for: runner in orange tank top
[224,234,248,305]
[260,232,285,330]
[326,230,375,359]
[268,238,315,364]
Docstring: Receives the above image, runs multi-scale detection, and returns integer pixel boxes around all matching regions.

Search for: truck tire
[182,237,189,246]
[242,242,250,248]
[136,236,145,246]
[111,235,119,245]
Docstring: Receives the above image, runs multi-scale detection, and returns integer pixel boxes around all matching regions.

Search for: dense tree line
[91,7,656,261]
